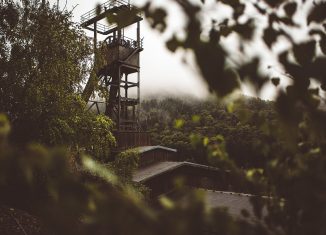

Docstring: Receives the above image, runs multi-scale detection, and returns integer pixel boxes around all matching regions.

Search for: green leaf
[227,102,234,113]
[82,155,118,185]
[214,134,224,143]
[0,114,11,139]
[159,196,175,209]
[203,137,209,146]
[192,115,201,123]
[174,119,185,129]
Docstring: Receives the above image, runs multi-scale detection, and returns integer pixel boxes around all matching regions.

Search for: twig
[63,0,67,11]
[8,209,28,235]
[71,4,79,12]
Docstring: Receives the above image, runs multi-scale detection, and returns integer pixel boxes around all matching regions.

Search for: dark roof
[135,146,177,154]
[204,190,265,216]
[133,161,268,223]
[133,161,220,182]
[133,161,182,182]
[160,189,268,223]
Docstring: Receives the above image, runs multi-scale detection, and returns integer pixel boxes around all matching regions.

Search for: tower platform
[80,0,142,35]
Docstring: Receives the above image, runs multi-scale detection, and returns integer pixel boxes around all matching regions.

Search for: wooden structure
[81,0,143,132]
[115,131,151,149]
[133,162,231,198]
[136,146,178,167]
[81,0,154,149]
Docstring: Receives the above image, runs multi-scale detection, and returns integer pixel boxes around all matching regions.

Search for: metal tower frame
[81,0,143,132]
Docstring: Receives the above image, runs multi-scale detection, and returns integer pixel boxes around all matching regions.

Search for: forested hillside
[140,96,279,168]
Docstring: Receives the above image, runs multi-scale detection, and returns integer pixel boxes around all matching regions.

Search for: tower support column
[94,22,97,52]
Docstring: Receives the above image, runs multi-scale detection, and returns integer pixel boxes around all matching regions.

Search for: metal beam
[81,6,142,29]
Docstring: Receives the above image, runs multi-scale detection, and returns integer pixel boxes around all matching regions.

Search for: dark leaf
[320,35,326,55]
[145,8,167,32]
[220,0,241,8]
[309,58,326,84]
[308,87,319,95]
[268,13,278,25]
[275,90,302,124]
[166,36,182,52]
[284,2,297,17]
[264,0,286,8]
[194,43,239,97]
[4,3,20,28]
[96,4,101,16]
[278,16,296,26]
[209,28,220,44]
[271,77,280,86]
[219,68,240,96]
[220,25,232,37]
[321,83,326,91]
[307,2,326,25]
[293,40,316,65]
[234,19,255,40]
[233,3,246,19]
[253,3,267,15]
[309,29,325,36]
[239,58,268,91]
[263,27,279,48]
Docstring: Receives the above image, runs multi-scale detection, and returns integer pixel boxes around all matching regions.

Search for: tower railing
[85,22,112,32]
[105,35,144,49]
[81,0,137,25]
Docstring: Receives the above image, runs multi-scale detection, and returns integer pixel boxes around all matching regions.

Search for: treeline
[140,96,280,169]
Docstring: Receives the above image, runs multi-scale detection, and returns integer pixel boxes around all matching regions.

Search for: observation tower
[81,0,150,148]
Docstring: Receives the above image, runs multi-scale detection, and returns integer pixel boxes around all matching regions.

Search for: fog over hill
[50,0,287,101]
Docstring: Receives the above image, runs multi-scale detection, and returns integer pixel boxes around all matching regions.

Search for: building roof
[133,161,183,182]
[133,161,267,223]
[133,161,220,182]
[160,189,267,223]
[135,146,177,154]
[203,190,266,218]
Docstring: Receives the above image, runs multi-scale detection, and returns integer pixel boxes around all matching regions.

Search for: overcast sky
[49,0,294,100]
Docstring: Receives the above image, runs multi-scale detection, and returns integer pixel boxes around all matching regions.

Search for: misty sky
[49,0,301,100]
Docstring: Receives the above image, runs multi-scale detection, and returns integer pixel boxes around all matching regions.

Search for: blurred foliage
[0,114,264,235]
[120,0,326,234]
[0,0,325,234]
[111,149,139,183]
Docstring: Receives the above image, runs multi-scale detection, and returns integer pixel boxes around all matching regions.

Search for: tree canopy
[0,0,115,159]
[140,96,278,168]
